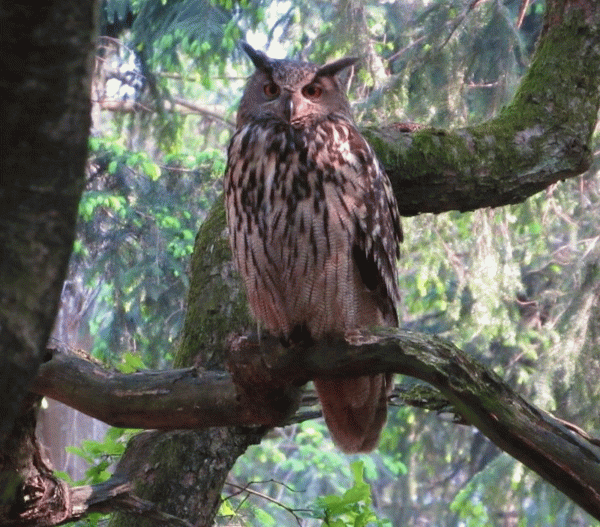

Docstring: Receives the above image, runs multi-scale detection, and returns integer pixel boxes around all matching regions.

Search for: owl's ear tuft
[240,41,274,75]
[315,57,360,79]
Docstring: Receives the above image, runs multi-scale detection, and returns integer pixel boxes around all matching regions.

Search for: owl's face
[236,43,358,128]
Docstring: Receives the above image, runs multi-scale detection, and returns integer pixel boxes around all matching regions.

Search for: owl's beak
[280,92,294,123]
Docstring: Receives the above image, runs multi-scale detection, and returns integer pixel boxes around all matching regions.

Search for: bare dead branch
[223,481,306,526]
[97,98,235,129]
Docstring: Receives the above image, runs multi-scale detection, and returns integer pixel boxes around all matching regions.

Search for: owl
[225,42,402,453]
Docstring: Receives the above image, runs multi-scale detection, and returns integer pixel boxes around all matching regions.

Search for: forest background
[13,0,600,526]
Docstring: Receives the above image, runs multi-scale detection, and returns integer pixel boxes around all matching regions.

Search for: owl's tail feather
[314,374,392,453]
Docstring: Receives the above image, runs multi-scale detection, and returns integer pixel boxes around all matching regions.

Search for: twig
[223,481,309,526]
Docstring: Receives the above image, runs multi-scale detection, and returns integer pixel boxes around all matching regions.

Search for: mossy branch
[364,2,600,216]
[32,328,600,520]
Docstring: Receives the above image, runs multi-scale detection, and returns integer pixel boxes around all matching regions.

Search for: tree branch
[97,98,235,129]
[31,329,600,520]
[365,1,600,216]
[32,346,248,429]
[2,472,196,526]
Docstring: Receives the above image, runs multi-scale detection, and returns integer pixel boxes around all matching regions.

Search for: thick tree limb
[365,1,600,216]
[32,329,600,519]
[32,347,246,429]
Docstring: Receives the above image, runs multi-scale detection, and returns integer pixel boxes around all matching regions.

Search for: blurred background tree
[43,0,599,525]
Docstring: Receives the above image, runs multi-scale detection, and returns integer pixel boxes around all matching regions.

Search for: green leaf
[117,352,146,373]
[350,461,365,485]
[143,160,162,181]
[54,470,74,484]
[218,499,236,518]
[254,508,276,526]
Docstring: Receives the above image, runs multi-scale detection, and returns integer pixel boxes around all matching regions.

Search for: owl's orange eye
[263,82,280,99]
[302,84,323,99]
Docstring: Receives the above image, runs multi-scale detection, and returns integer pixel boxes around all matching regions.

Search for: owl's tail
[314,374,392,453]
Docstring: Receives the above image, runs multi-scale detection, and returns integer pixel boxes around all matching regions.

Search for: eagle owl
[225,43,402,453]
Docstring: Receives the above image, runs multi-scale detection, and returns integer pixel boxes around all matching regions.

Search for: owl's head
[236,42,358,128]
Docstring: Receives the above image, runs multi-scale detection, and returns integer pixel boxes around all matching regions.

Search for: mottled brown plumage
[225,43,402,453]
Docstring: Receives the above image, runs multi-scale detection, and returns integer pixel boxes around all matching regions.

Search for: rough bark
[0,0,97,522]
[105,428,266,527]
[0,0,96,446]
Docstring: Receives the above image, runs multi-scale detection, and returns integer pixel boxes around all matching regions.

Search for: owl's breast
[227,119,374,337]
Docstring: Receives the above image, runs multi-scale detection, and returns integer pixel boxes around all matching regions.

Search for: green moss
[501,10,600,135]
[364,4,599,216]
[174,199,252,369]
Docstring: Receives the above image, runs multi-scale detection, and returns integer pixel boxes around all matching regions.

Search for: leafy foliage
[316,461,392,526]
[68,137,225,367]
[220,460,391,526]
[59,427,133,486]
[56,427,140,527]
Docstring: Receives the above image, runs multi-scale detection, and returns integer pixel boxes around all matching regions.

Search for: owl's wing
[314,119,402,452]
[344,123,403,322]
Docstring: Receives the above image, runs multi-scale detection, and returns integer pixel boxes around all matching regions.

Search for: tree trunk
[108,429,265,527]
[0,0,97,520]
[107,203,271,527]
